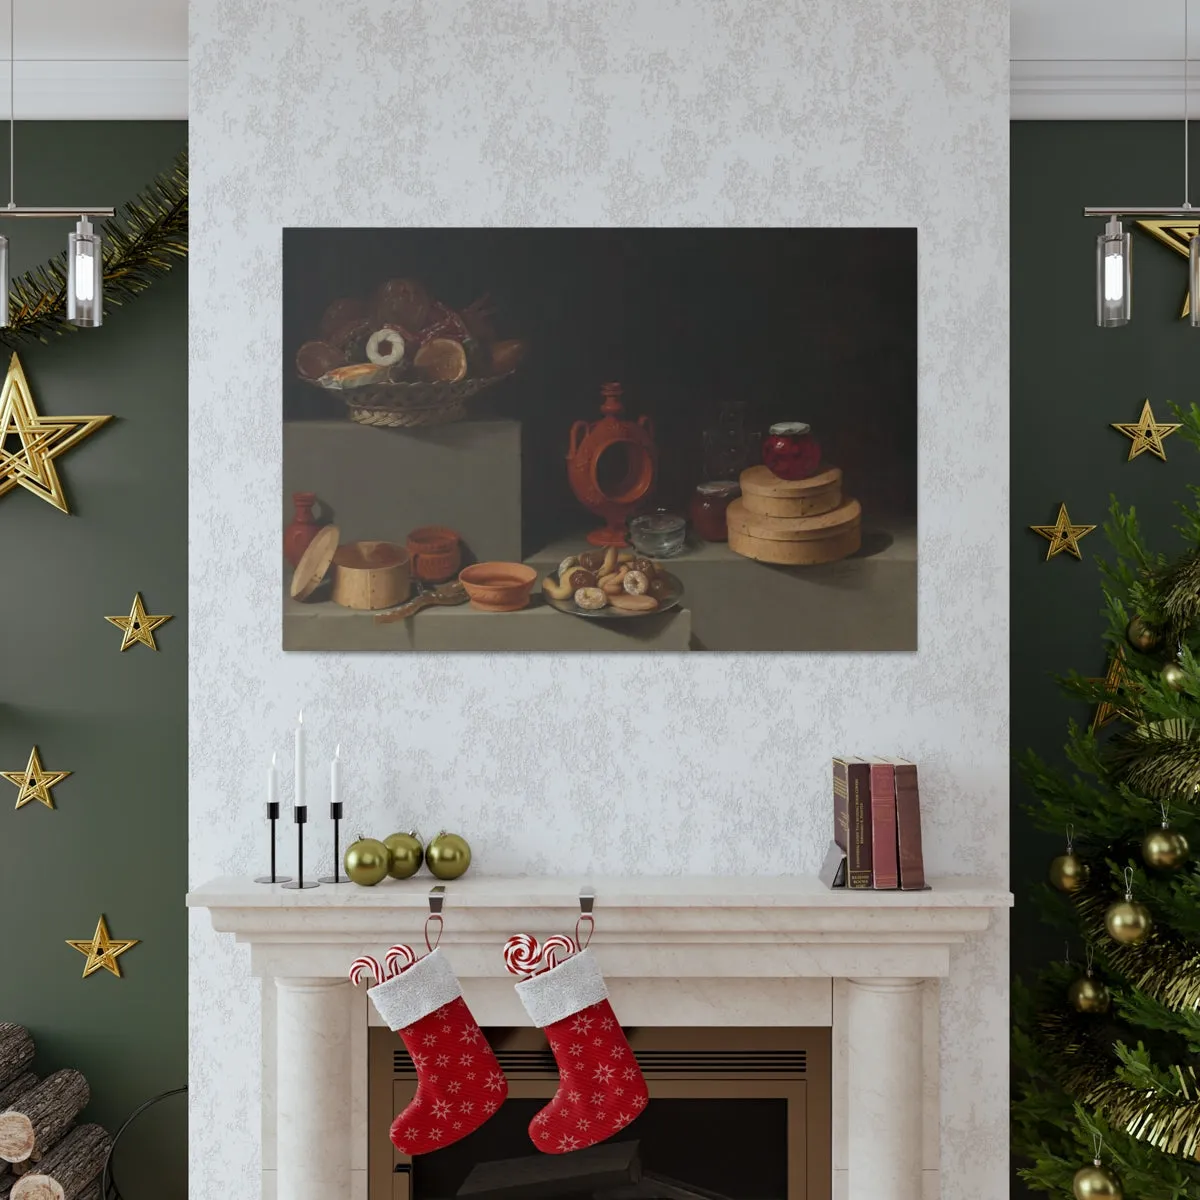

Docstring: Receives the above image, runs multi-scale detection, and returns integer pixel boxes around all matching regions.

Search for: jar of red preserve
[689,481,741,541]
[762,422,821,481]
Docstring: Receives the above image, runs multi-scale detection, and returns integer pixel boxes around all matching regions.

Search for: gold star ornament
[0,352,111,513]
[1111,399,1180,461]
[66,915,139,979]
[105,592,172,651]
[1090,648,1134,732]
[1030,503,1096,561]
[2,746,71,810]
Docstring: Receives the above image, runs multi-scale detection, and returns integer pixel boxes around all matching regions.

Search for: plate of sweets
[540,546,684,620]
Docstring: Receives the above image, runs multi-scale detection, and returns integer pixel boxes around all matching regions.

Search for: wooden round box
[738,464,843,517]
[331,541,412,610]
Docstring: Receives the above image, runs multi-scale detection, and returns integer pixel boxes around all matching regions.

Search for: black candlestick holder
[281,806,320,890]
[254,802,293,884]
[319,802,349,883]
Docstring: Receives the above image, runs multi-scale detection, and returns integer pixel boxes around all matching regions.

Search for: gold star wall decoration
[1111,399,1180,461]
[0,352,111,513]
[1,746,71,810]
[1030,503,1096,561]
[66,915,139,979]
[1135,219,1200,317]
[105,592,172,651]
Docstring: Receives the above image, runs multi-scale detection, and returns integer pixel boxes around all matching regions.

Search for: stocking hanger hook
[426,885,445,951]
[576,887,595,949]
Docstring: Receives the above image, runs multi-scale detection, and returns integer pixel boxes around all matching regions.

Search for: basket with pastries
[295,278,526,429]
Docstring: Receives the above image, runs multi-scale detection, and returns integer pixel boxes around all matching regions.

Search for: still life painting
[281,228,917,652]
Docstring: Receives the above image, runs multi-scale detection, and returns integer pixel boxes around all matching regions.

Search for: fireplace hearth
[187,873,1009,1199]
[370,1027,829,1199]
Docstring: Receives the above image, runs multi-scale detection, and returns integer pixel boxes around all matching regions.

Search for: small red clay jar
[761,422,821,481]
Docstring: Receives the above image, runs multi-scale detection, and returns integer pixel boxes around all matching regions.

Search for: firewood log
[0,1031,33,1094]
[9,1124,109,1200]
[0,1072,89,1163]
[0,1080,35,1115]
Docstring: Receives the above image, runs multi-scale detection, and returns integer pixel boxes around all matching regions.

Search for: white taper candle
[294,710,306,810]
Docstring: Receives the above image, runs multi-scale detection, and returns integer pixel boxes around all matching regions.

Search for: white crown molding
[0,60,186,120]
[1012,59,1200,120]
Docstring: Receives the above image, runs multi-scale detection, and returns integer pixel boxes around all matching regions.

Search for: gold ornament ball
[1073,1163,1122,1199]
[1105,898,1152,944]
[383,831,424,880]
[1126,616,1159,653]
[425,831,471,880]
[1161,661,1188,692]
[1067,975,1111,1014]
[1142,827,1190,870]
[1049,852,1089,893]
[343,837,391,887]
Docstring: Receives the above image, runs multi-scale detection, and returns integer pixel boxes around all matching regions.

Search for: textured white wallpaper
[188,2,1010,1197]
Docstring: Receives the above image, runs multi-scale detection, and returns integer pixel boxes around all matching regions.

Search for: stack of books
[821,757,926,890]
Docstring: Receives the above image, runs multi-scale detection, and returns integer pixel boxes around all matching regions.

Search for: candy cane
[348,955,384,987]
[539,934,576,972]
[503,933,541,978]
[385,944,418,977]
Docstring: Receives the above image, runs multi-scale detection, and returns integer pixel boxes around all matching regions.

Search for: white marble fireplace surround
[188,874,1009,1200]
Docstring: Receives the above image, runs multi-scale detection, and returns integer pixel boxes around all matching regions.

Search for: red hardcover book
[832,757,872,888]
[892,758,926,890]
[868,759,899,890]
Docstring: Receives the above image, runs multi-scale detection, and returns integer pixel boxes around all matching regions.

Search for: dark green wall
[1012,121,1200,1191]
[0,123,186,1198]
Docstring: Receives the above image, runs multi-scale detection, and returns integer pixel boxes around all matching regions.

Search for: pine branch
[0,151,188,345]
[1110,723,1200,802]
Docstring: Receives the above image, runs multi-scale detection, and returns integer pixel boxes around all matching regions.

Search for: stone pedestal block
[282,418,522,563]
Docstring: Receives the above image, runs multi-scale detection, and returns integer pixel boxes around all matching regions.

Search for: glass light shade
[67,218,103,327]
[1190,233,1200,329]
[0,235,9,328]
[1096,217,1131,327]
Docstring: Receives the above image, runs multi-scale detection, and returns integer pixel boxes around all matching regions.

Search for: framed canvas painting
[281,228,916,651]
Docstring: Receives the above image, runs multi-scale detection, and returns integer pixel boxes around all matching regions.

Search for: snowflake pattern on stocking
[387,995,508,1156]
[527,997,649,1155]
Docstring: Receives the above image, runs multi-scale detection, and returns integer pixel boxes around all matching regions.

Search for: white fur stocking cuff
[367,948,463,1031]
[515,948,608,1028]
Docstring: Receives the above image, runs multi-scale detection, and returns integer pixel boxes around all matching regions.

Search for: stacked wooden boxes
[727,465,861,565]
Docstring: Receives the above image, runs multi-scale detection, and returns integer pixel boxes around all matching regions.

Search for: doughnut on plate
[544,570,685,619]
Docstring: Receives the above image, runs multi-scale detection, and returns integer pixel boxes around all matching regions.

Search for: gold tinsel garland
[0,152,187,345]
[1040,1007,1200,1160]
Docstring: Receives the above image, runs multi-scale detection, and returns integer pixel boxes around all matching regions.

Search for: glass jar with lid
[688,481,741,542]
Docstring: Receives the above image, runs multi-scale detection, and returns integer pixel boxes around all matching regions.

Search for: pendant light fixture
[0,0,112,328]
[1085,0,1200,328]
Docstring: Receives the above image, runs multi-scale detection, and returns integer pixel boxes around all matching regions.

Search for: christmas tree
[1013,404,1200,1198]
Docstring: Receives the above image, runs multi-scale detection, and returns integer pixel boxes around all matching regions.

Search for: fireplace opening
[368,1026,831,1199]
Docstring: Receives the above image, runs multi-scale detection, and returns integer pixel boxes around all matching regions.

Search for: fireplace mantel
[187,875,1009,1200]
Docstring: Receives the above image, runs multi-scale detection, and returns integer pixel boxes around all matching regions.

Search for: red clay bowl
[458,562,538,612]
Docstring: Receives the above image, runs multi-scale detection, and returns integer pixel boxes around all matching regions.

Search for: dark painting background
[1011,120,1200,1197]
[283,228,917,555]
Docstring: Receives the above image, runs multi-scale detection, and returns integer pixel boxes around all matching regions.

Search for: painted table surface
[282,522,916,651]
[188,874,1011,910]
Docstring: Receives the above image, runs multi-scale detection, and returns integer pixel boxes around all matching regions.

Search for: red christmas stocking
[365,949,508,1155]
[514,948,648,1154]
